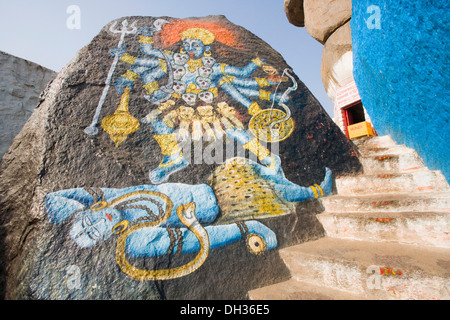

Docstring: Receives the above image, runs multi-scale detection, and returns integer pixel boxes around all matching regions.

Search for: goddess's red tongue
[105,213,113,221]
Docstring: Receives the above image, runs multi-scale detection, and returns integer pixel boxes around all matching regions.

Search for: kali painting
[85,18,298,184]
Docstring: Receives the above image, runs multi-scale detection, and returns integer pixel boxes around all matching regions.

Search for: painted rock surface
[0,15,361,299]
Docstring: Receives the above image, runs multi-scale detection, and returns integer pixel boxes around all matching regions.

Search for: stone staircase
[249,135,450,300]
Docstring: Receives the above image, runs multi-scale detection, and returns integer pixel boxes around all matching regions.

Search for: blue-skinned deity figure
[44,160,332,280]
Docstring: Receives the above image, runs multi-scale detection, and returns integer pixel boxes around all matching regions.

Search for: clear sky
[0,0,334,116]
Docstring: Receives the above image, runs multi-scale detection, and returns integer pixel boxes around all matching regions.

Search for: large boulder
[284,0,305,27]
[320,21,354,102]
[304,0,352,44]
[284,0,353,105]
[0,51,56,159]
[0,15,361,299]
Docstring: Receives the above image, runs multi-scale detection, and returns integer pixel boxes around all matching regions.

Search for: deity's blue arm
[218,81,254,110]
[111,33,171,95]
[231,77,276,88]
[143,112,175,134]
[211,60,289,115]
[139,45,166,59]
[44,188,92,224]
[137,35,166,59]
[234,86,287,104]
[125,220,277,258]
[113,53,169,96]
[214,57,264,78]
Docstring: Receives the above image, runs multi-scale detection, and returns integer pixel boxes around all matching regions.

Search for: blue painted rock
[351,0,450,183]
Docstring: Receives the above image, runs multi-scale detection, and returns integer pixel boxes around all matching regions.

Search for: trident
[84,19,138,136]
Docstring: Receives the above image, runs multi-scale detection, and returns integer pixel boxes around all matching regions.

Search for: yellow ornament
[249,109,294,143]
[101,87,140,147]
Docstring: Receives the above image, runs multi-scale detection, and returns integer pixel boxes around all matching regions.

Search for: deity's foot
[149,155,189,185]
[274,167,333,202]
[301,167,333,200]
[261,153,285,177]
[319,167,333,197]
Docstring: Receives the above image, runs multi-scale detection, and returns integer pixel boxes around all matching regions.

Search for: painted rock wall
[351,1,450,182]
[0,15,361,299]
[0,51,56,159]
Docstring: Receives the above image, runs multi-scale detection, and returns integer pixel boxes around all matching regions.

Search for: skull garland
[171,53,216,107]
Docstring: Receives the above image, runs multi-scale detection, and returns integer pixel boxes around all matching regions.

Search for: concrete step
[360,150,426,174]
[317,211,450,248]
[248,278,365,300]
[321,193,450,213]
[279,238,450,300]
[357,141,415,157]
[352,135,397,150]
[335,170,449,195]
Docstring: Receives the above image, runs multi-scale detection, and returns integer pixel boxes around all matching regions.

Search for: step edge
[248,278,370,300]
[322,192,450,200]
[279,237,450,259]
[279,239,450,299]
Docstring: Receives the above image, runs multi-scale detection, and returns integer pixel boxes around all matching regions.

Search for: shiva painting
[44,160,331,280]
[16,158,331,299]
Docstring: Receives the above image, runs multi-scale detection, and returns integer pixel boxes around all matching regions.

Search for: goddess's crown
[180,28,215,45]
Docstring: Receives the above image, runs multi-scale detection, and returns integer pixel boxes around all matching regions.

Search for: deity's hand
[138,26,155,37]
[263,65,277,75]
[110,45,127,59]
[267,74,289,83]
[262,65,288,83]
[140,109,161,125]
[153,89,173,101]
[252,56,266,67]
[114,76,134,94]
[144,89,173,105]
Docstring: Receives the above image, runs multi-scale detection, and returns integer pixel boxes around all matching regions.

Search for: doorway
[344,102,366,126]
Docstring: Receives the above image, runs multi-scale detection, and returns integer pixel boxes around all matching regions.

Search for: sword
[84,19,138,136]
